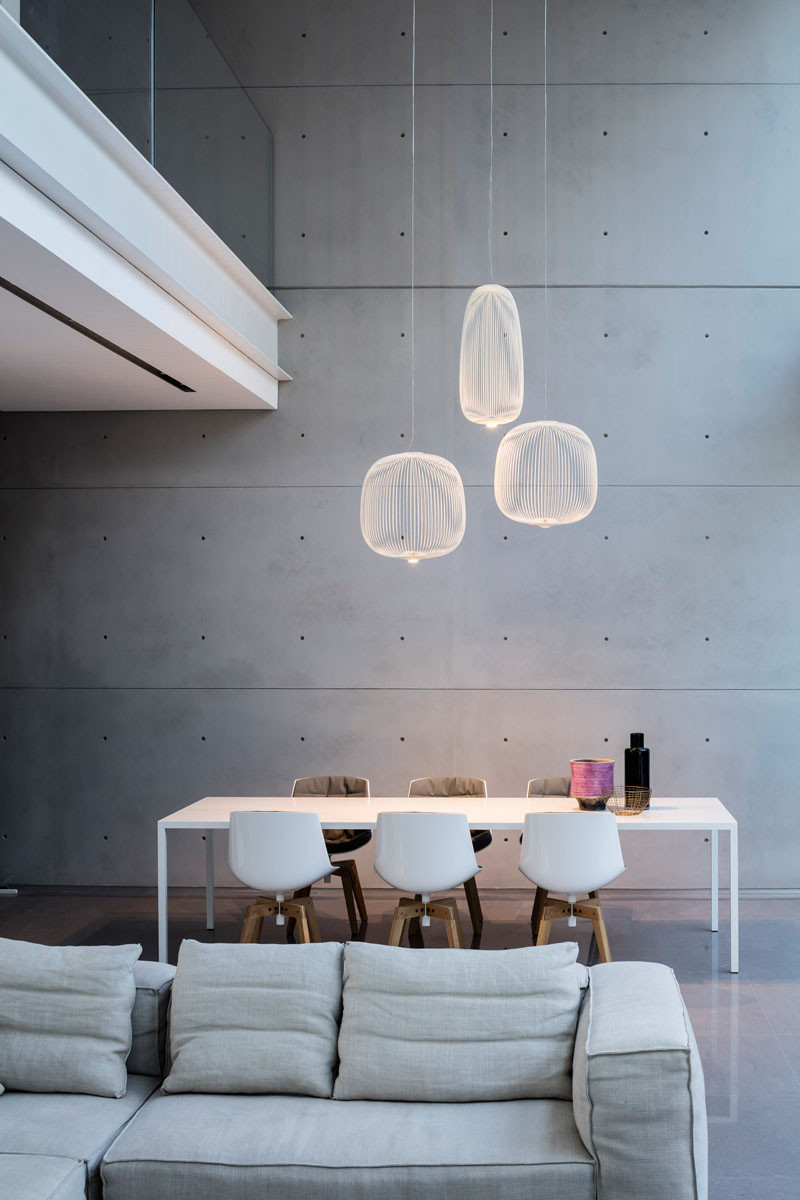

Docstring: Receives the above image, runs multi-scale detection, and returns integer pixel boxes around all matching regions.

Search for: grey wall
[3,0,799,890]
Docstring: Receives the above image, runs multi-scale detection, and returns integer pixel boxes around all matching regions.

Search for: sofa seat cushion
[102,1092,595,1200]
[0,1075,157,1200]
[0,1154,86,1200]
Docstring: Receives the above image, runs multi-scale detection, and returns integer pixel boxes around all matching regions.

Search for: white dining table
[157,794,739,972]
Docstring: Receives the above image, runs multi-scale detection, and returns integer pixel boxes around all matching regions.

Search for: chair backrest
[228,811,333,894]
[292,775,370,797]
[527,776,571,797]
[408,776,487,798]
[519,811,625,895]
[374,812,478,894]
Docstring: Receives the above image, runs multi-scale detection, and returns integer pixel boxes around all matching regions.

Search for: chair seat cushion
[326,829,372,855]
[0,1075,158,1200]
[101,1093,595,1200]
[0,1154,86,1200]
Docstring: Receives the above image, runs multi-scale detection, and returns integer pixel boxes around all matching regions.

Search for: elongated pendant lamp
[493,0,597,527]
[360,0,466,563]
[459,0,523,429]
[460,284,524,427]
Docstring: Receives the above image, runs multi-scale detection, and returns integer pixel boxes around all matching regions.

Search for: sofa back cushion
[128,961,176,1077]
[334,941,581,1102]
[0,938,141,1098]
[162,941,343,1097]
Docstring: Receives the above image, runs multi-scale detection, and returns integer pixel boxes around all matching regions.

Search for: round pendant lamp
[360,0,466,564]
[459,284,524,427]
[494,420,597,527]
[360,452,466,562]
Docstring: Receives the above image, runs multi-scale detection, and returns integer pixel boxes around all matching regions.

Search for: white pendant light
[360,452,466,562]
[459,284,524,427]
[493,0,597,527]
[360,0,466,563]
[494,419,597,527]
[459,0,523,429]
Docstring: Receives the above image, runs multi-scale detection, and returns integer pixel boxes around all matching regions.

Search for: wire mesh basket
[603,786,652,815]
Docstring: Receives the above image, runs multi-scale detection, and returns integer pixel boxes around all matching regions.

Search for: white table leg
[205,830,215,931]
[157,823,168,964]
[729,824,739,973]
[710,828,719,932]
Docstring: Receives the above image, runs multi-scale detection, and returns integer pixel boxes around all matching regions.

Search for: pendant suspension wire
[543,0,548,417]
[409,0,416,451]
[488,0,494,282]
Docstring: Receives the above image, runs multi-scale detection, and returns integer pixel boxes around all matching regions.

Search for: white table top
[160,795,735,832]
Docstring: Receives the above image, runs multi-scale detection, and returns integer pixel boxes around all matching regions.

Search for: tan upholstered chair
[290,776,371,934]
[407,777,489,935]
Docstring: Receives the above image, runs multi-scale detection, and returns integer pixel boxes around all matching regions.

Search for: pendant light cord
[408,0,416,451]
[543,0,548,418]
[488,0,494,282]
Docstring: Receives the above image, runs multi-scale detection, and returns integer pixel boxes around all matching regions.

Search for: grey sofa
[0,951,707,1200]
[0,961,173,1200]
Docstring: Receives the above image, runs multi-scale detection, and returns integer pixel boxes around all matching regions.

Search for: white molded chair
[229,811,333,944]
[290,775,371,934]
[408,776,489,935]
[519,811,625,962]
[374,812,479,948]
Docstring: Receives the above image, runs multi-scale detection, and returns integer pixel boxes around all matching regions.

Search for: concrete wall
[3,0,799,890]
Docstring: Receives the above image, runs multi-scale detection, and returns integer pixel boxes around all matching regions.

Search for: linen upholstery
[408,775,486,797]
[162,941,343,1097]
[0,1075,157,1200]
[572,961,708,1200]
[335,942,582,1102]
[0,939,141,1097]
[529,776,572,796]
[101,1092,595,1200]
[0,1155,86,1200]
[292,775,370,849]
[128,961,175,1078]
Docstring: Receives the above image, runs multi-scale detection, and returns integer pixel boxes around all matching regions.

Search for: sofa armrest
[572,961,707,1200]
[128,960,176,1079]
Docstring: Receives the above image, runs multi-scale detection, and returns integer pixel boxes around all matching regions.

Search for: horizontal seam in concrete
[273,284,800,291]
[0,484,797,491]
[0,687,798,694]
[86,82,800,92]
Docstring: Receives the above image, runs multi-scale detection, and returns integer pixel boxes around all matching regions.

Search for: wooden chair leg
[407,893,423,945]
[292,902,311,944]
[346,860,369,924]
[463,875,484,935]
[336,863,360,937]
[287,885,311,938]
[530,887,548,939]
[240,903,265,944]
[302,897,322,943]
[591,900,612,963]
[536,915,553,946]
[440,899,465,949]
[388,904,407,946]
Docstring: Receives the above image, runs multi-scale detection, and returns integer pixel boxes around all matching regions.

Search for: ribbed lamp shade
[494,420,598,527]
[360,452,466,562]
[459,284,524,427]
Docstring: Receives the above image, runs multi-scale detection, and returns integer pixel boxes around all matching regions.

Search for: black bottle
[625,732,650,798]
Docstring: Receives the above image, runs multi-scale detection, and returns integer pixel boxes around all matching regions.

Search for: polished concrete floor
[1,886,798,1198]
